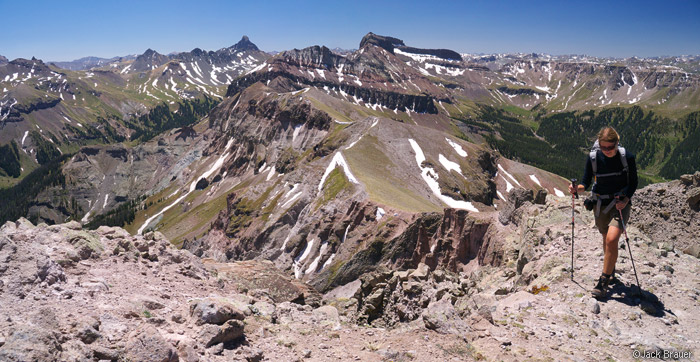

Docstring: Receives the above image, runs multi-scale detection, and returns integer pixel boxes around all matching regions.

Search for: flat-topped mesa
[359,32,406,53]
[359,32,462,61]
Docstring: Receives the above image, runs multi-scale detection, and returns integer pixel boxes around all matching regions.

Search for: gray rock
[687,188,700,209]
[124,325,178,362]
[534,189,547,205]
[236,346,263,362]
[432,269,446,283]
[312,305,340,327]
[171,314,185,324]
[422,295,470,334]
[252,301,276,318]
[683,244,700,258]
[604,320,621,336]
[36,258,66,285]
[177,342,199,362]
[64,221,82,230]
[189,297,245,325]
[499,188,534,225]
[680,174,694,185]
[588,298,600,314]
[409,263,430,281]
[198,319,245,347]
[77,326,101,344]
[324,279,362,301]
[58,339,93,362]
[92,345,123,361]
[141,297,166,310]
[1,220,17,233]
[15,218,35,230]
[0,325,61,362]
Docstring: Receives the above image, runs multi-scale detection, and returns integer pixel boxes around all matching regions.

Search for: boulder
[189,297,246,325]
[36,258,66,285]
[323,279,362,302]
[124,325,178,362]
[0,325,62,362]
[312,305,340,328]
[534,189,547,205]
[409,263,430,281]
[0,308,62,362]
[198,319,245,347]
[680,174,694,186]
[252,301,276,319]
[422,295,470,334]
[683,244,700,258]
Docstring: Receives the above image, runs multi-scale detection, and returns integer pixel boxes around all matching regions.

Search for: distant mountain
[2,32,700,234]
[0,36,269,190]
[0,55,8,65]
[50,55,137,71]
[330,47,356,56]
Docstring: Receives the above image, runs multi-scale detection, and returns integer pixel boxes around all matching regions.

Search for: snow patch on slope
[318,152,359,191]
[439,154,462,175]
[445,138,467,157]
[408,139,478,212]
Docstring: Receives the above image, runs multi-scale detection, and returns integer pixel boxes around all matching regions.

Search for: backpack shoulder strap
[589,150,598,175]
[618,146,629,185]
[617,146,627,170]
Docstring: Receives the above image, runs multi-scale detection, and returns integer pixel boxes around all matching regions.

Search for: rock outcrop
[632,172,700,254]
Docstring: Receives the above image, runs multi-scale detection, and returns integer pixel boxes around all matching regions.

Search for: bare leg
[603,226,623,275]
[602,234,606,258]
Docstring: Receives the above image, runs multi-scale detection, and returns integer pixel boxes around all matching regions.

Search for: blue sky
[1,0,699,61]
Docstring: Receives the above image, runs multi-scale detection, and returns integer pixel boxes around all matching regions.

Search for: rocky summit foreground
[0,175,699,361]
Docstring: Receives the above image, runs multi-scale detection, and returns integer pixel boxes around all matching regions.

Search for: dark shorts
[594,202,631,235]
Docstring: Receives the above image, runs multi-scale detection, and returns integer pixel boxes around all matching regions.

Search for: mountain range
[0,32,699,361]
[0,32,699,274]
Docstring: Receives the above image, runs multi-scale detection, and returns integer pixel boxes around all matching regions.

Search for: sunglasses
[599,143,617,151]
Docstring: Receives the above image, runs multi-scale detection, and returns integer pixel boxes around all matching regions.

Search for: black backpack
[589,139,629,186]
[587,140,630,216]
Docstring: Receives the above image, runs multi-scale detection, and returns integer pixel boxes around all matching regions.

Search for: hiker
[568,127,638,298]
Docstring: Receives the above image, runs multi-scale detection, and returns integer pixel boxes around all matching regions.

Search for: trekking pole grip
[570,179,579,199]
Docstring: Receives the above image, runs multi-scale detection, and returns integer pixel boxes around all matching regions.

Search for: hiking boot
[592,274,611,299]
[610,268,622,285]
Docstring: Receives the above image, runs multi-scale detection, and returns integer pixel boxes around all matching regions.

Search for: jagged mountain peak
[359,32,406,52]
[142,48,160,57]
[190,47,206,56]
[231,35,259,52]
[0,55,8,65]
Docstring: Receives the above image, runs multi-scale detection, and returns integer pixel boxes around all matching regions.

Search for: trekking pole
[618,206,642,296]
[570,179,578,280]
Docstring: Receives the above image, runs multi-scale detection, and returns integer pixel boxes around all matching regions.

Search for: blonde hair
[597,127,620,144]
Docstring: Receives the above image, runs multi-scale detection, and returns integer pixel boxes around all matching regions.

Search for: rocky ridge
[1,175,698,361]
